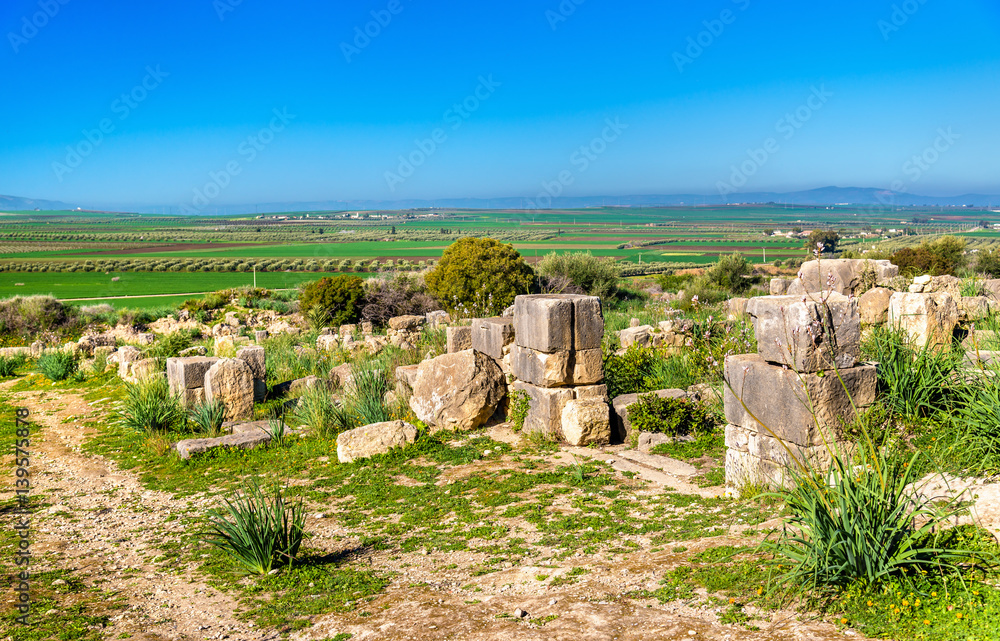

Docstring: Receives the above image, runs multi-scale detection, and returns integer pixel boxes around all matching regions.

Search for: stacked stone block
[725,294,875,489]
[507,295,610,445]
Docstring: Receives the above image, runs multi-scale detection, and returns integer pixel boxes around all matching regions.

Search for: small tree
[706,253,755,294]
[806,230,840,253]
[299,275,366,328]
[976,248,1000,277]
[425,237,534,317]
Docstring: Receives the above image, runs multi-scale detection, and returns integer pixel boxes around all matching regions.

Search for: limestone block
[317,334,339,351]
[570,348,604,385]
[447,326,473,354]
[204,358,255,421]
[770,278,791,296]
[747,293,860,372]
[787,259,898,296]
[723,354,876,448]
[888,292,959,348]
[337,420,418,463]
[513,294,603,353]
[619,325,654,349]
[236,346,266,381]
[511,381,574,437]
[173,430,271,460]
[182,387,206,408]
[960,296,992,321]
[573,384,609,401]
[409,350,506,432]
[471,317,515,360]
[859,287,893,325]
[166,356,219,395]
[388,315,425,331]
[561,399,611,446]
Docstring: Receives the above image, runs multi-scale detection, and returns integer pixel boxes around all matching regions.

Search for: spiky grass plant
[348,360,392,425]
[954,361,1000,474]
[36,351,78,381]
[188,399,226,436]
[266,415,287,447]
[291,384,356,437]
[0,354,26,378]
[204,482,305,576]
[120,376,186,433]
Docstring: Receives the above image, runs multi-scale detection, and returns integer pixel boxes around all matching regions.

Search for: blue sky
[1,0,998,208]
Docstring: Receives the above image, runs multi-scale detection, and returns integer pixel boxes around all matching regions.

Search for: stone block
[724,424,839,469]
[337,420,419,463]
[513,294,603,353]
[394,364,420,391]
[859,287,893,325]
[960,296,992,321]
[888,292,959,348]
[723,354,876,448]
[727,297,749,320]
[254,330,268,343]
[116,345,143,380]
[204,358,255,422]
[747,293,860,372]
[471,317,515,360]
[619,325,654,349]
[511,345,569,388]
[317,334,339,351]
[182,387,206,408]
[236,346,266,380]
[166,357,220,394]
[409,350,506,432]
[339,324,358,337]
[173,430,271,460]
[725,449,790,490]
[570,348,604,385]
[388,315,425,331]
[561,399,611,446]
[425,310,451,328]
[573,384,609,401]
[611,389,687,444]
[447,326,473,353]
[770,278,791,296]
[787,259,899,296]
[511,381,573,437]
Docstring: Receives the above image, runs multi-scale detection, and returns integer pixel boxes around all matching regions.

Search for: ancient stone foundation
[725,294,873,489]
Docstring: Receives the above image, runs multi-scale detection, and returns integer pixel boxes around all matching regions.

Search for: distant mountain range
[2,187,999,215]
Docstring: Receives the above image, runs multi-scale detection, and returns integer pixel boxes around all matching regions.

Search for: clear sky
[1,0,998,208]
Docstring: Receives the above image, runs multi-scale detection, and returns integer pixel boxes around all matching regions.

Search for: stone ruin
[166,345,266,422]
[724,293,876,489]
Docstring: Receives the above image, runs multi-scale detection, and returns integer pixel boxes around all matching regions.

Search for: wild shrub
[705,253,757,294]
[424,237,534,317]
[292,384,355,437]
[891,236,967,276]
[536,251,620,300]
[299,276,366,329]
[361,272,438,327]
[628,395,717,437]
[0,295,82,343]
[36,351,78,381]
[0,354,26,377]
[120,376,187,433]
[188,399,226,436]
[506,390,530,432]
[146,330,197,360]
[655,272,693,293]
[603,344,659,398]
[204,482,305,575]
[348,360,392,425]
[975,248,1000,278]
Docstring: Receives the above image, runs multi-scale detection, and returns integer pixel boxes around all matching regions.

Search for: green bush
[603,345,659,399]
[0,295,81,344]
[120,376,187,433]
[299,276,366,328]
[507,390,530,432]
[628,394,717,437]
[36,351,78,381]
[705,253,757,294]
[805,230,840,253]
[975,248,1000,277]
[891,236,967,276]
[146,330,197,360]
[425,237,534,317]
[204,482,305,576]
[536,251,620,300]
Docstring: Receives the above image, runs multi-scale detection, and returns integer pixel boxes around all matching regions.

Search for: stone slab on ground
[337,420,419,463]
[555,448,717,498]
[446,326,473,353]
[172,430,271,460]
[616,449,698,477]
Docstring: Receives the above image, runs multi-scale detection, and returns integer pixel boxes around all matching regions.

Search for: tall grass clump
[0,354,26,378]
[291,385,356,437]
[120,376,186,433]
[862,325,962,419]
[766,445,986,589]
[36,351,78,381]
[348,360,392,425]
[188,399,226,436]
[954,360,1000,474]
[204,482,305,576]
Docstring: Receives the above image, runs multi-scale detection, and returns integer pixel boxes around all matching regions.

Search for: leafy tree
[425,237,534,316]
[891,236,967,276]
[536,251,620,300]
[806,230,840,253]
[705,253,756,294]
[976,248,1000,277]
[299,275,366,328]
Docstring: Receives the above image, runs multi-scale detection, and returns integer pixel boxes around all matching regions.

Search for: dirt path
[2,386,274,641]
